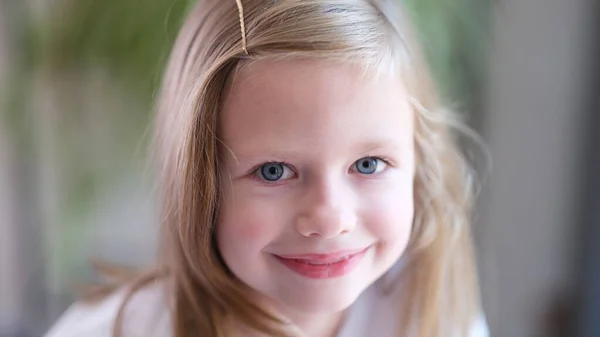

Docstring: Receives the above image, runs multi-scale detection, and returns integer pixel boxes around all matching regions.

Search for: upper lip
[273,246,370,262]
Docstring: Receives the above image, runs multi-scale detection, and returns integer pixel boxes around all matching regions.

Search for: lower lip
[274,248,369,279]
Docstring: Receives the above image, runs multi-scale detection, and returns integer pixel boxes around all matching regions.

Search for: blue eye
[260,163,284,181]
[256,162,299,182]
[354,157,384,175]
[254,162,295,184]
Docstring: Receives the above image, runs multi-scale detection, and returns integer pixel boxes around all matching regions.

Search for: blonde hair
[111,0,483,336]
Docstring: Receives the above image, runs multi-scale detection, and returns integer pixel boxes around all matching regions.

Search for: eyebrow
[232,149,305,161]
[220,145,306,165]
[355,140,405,154]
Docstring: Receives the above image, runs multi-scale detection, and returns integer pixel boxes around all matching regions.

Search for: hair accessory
[235,0,249,55]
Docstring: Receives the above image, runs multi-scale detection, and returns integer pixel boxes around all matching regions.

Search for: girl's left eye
[352,157,388,175]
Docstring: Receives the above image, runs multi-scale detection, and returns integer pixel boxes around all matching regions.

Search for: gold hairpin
[235,0,249,54]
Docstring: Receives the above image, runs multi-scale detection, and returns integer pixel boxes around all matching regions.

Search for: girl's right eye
[254,162,295,182]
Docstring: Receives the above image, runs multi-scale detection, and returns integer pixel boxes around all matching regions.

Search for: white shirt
[45,283,489,337]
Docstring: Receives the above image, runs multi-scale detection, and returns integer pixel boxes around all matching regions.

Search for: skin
[217,59,415,337]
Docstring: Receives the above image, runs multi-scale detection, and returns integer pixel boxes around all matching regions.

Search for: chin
[275,281,366,314]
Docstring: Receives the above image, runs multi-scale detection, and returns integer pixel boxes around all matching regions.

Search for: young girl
[45,0,489,336]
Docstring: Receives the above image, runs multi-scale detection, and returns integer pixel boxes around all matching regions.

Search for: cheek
[220,210,266,242]
[215,200,272,278]
[361,179,414,243]
[216,192,285,256]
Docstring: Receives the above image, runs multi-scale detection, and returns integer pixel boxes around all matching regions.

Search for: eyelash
[250,156,392,186]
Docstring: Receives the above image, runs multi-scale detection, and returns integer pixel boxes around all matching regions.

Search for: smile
[273,246,371,279]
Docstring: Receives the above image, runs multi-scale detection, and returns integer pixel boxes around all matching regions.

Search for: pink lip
[274,246,370,279]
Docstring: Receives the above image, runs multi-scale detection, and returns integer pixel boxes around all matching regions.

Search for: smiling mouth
[273,246,371,279]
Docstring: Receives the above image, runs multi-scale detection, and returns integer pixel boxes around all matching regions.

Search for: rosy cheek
[236,220,268,242]
[364,192,414,238]
[219,202,276,244]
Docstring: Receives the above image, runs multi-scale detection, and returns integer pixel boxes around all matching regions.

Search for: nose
[294,178,356,239]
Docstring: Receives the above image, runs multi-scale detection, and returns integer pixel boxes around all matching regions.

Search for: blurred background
[0,0,598,336]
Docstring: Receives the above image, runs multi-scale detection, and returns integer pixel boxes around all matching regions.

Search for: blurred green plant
[5,0,195,222]
[405,0,490,106]
[44,0,195,99]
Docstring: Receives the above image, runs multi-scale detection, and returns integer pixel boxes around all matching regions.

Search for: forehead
[219,59,413,157]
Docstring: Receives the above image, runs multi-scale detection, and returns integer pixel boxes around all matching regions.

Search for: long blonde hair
[112,0,482,336]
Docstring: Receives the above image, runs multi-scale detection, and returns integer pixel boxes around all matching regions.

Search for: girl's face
[217,59,415,316]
